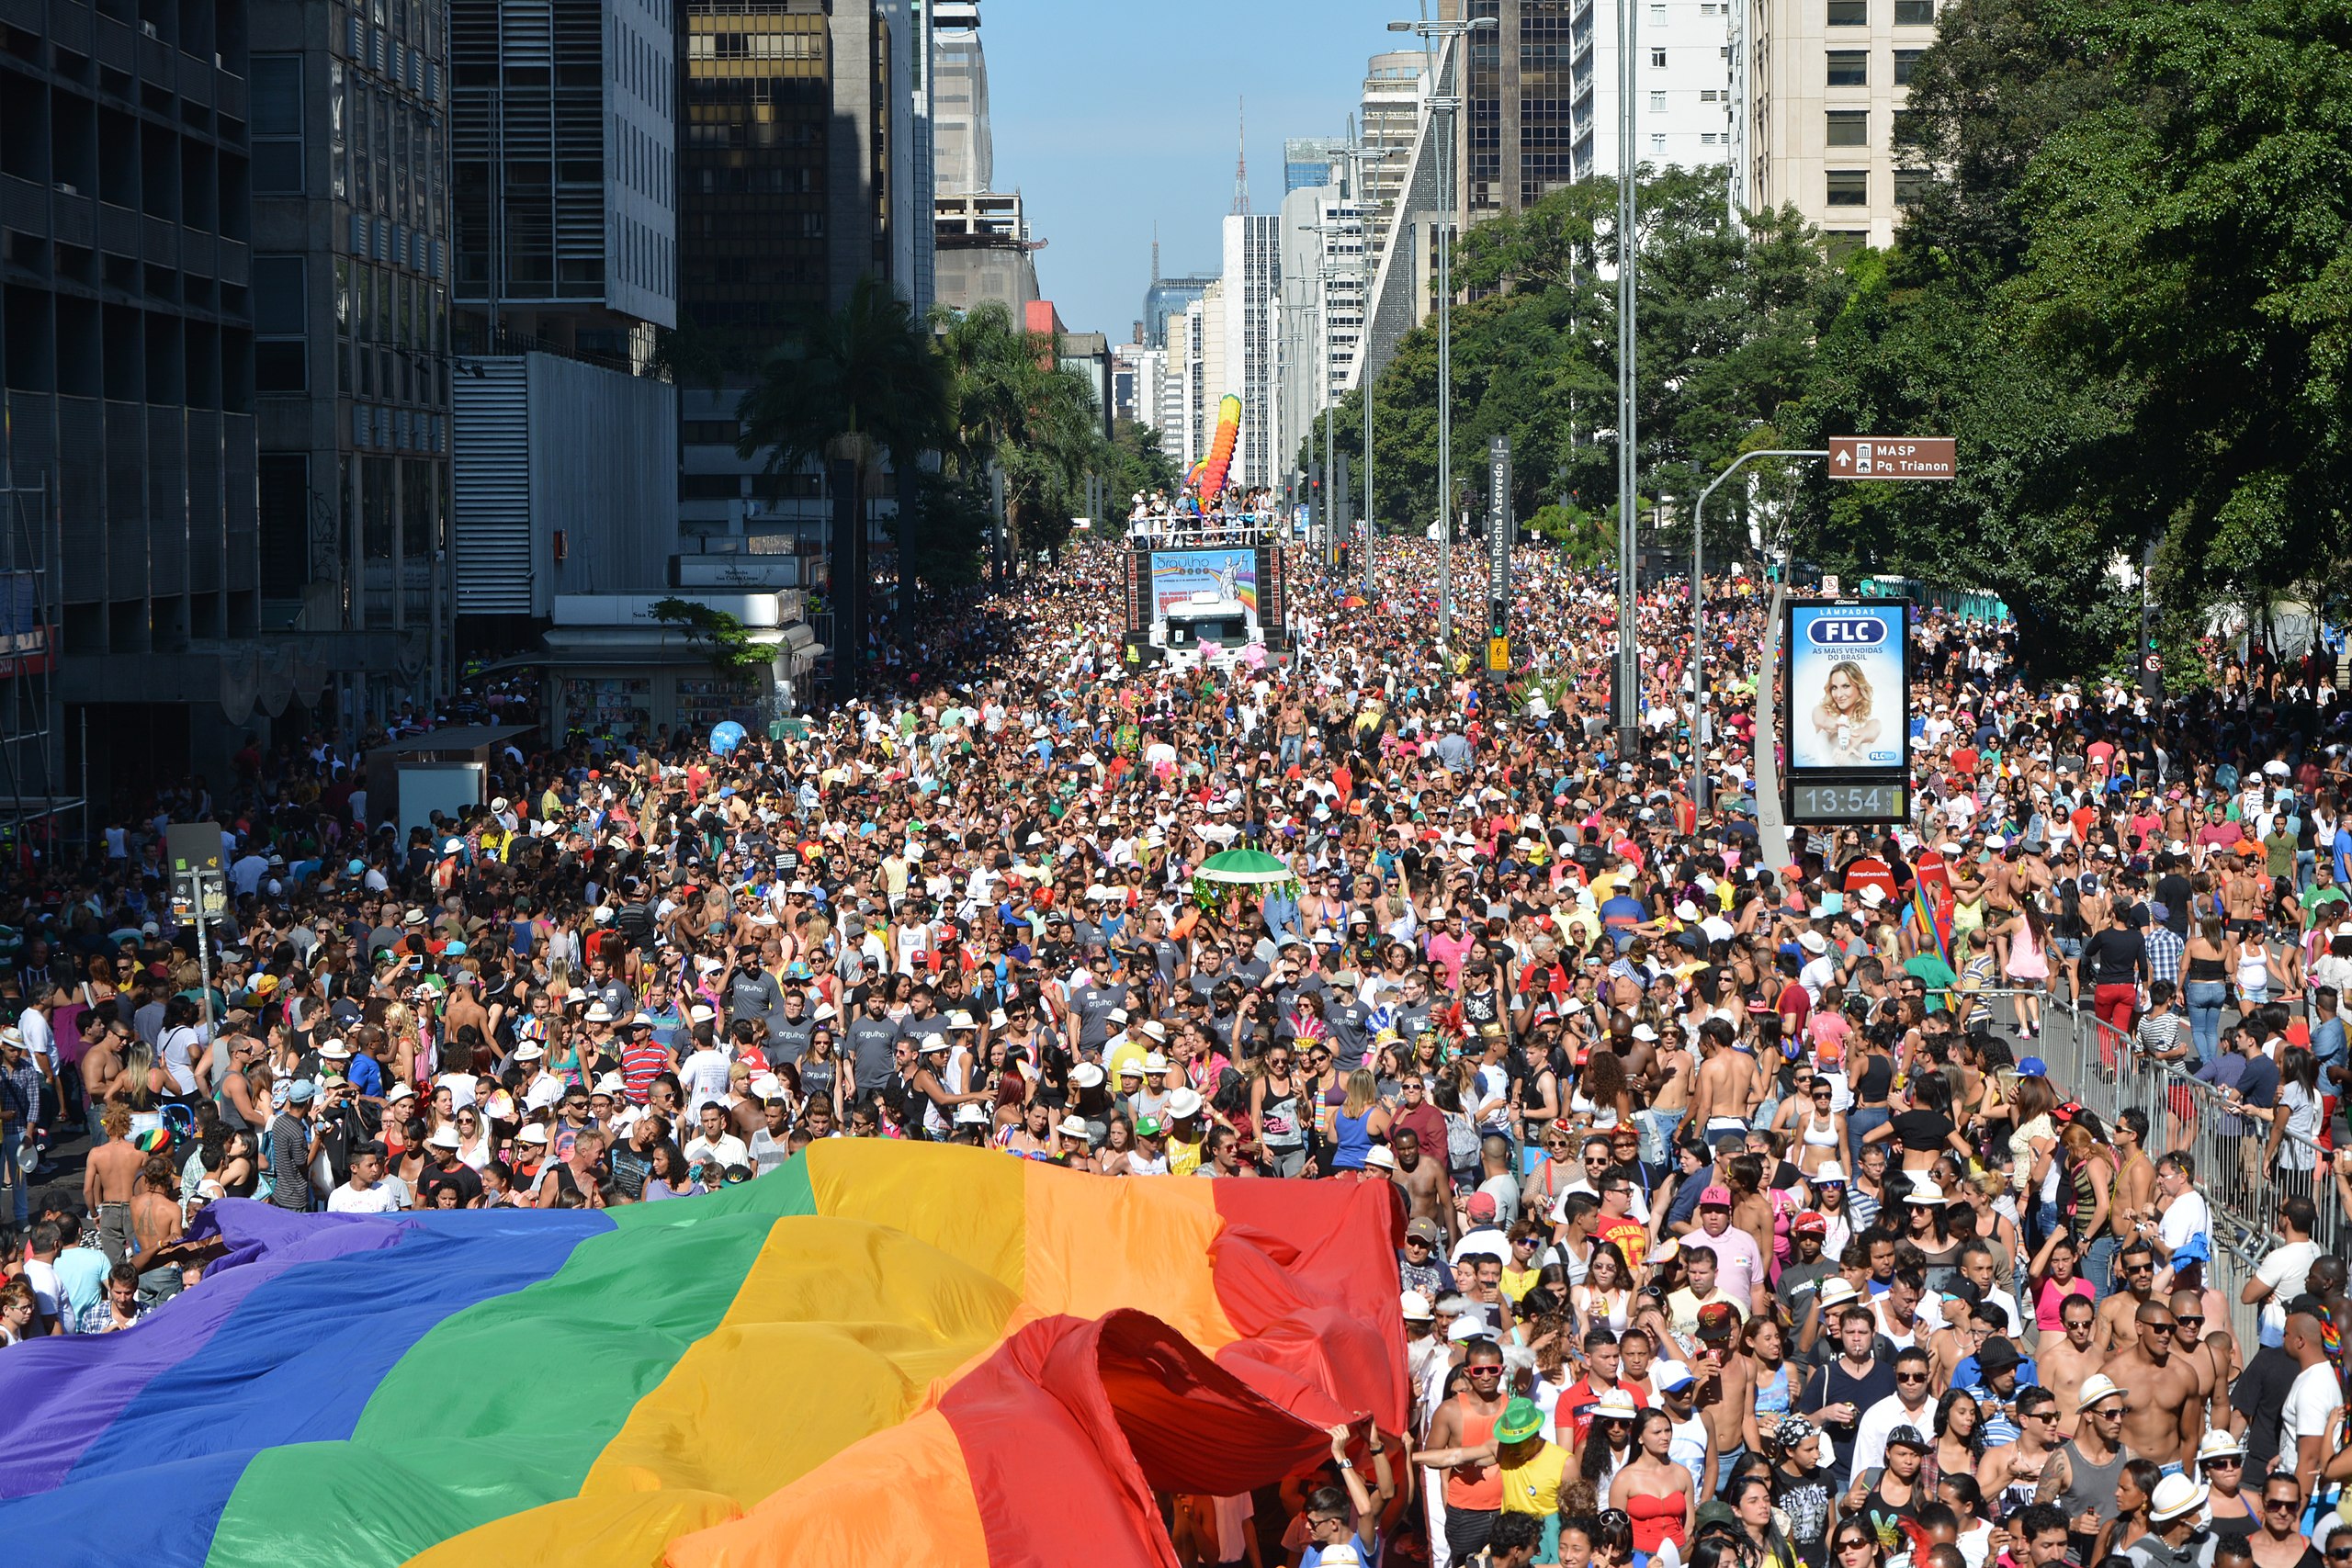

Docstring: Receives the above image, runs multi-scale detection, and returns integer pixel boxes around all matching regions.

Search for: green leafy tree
[648,598,774,676]
[737,276,950,696]
[934,303,1104,567]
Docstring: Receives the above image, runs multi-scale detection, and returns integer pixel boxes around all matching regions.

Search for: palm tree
[739,276,948,698]
[934,301,1105,575]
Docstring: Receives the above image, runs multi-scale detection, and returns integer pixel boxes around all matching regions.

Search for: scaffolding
[0,474,85,864]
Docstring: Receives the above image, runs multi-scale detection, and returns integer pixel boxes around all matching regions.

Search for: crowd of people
[3,525,2352,1568]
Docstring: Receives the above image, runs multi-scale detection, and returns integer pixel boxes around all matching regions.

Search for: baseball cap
[1405,1217,1442,1245]
[1699,1184,1732,1208]
[1652,1359,1698,1394]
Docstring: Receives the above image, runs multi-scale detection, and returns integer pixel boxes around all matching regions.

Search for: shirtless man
[2036,1295,2106,1438]
[82,1104,142,1265]
[1978,1384,2065,1520]
[1690,1020,1761,1143]
[2099,1299,2205,1468]
[1390,1129,1456,1245]
[2095,1240,2161,1354]
[2108,1111,2157,1265]
[130,1155,183,1258]
[78,1017,125,1136]
[2165,1286,2225,1419]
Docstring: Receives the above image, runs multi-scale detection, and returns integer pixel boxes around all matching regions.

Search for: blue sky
[978,0,1405,340]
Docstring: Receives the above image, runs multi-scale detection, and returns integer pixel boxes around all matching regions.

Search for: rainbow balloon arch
[0,1142,1407,1568]
[1193,394,1242,501]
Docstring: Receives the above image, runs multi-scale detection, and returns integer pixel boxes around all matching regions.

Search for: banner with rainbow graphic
[0,1143,1405,1568]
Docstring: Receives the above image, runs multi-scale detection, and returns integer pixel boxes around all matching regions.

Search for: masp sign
[1828,436,1955,480]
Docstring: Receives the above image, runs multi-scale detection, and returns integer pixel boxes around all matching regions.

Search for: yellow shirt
[1500,1264,1543,1303]
[1166,1131,1204,1177]
[1500,1440,1568,1517]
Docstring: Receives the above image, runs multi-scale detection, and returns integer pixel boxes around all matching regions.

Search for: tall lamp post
[1613,0,1641,751]
[1687,447,1826,815]
[1391,6,1497,652]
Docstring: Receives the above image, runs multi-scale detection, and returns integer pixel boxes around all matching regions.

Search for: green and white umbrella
[1192,848,1295,886]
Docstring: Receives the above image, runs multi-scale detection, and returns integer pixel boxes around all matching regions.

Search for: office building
[1141,260,1214,354]
[1111,341,1164,433]
[1283,136,1349,196]
[1748,0,1941,249]
[933,188,1038,316]
[930,0,987,197]
[1216,213,1279,491]
[1276,186,1367,488]
[249,0,452,723]
[677,2,922,547]
[449,0,676,367]
[0,0,265,788]
[1359,50,1426,262]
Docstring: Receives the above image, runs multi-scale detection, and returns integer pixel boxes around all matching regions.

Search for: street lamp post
[1392,6,1497,653]
[1687,447,1826,815]
[1614,0,1640,751]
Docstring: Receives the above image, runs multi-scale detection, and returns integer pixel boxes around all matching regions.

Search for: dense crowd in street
[4,518,2352,1568]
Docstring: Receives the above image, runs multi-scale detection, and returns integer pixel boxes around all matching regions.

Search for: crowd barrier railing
[1971,986,2339,1353]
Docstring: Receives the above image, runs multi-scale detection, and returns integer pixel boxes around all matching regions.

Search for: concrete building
[933,188,1038,317]
[249,0,450,727]
[1359,51,1427,264]
[930,0,987,197]
[1276,186,1367,485]
[1747,0,1941,249]
[448,0,676,367]
[1111,341,1164,433]
[1217,213,1279,491]
[677,1,922,551]
[1283,136,1350,196]
[0,0,268,789]
[450,350,675,627]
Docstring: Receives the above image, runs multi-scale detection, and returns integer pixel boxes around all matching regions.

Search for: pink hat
[1699,1184,1733,1208]
[1466,1192,1498,1222]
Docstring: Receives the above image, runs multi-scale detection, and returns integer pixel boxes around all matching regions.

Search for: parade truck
[1116,519,1292,672]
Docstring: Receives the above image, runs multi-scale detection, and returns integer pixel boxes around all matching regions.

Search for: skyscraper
[1748,0,1942,250]
[449,0,677,366]
[1219,212,1280,491]
[3,0,262,788]
[931,0,989,197]
[1359,51,1427,262]
[1283,136,1351,196]
[251,0,454,716]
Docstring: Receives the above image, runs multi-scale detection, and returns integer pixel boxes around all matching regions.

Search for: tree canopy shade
[934,301,1112,567]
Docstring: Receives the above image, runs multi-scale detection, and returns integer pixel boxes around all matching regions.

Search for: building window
[1826,51,1869,86]
[1825,230,1870,260]
[253,257,309,391]
[1651,132,1667,152]
[1649,4,1666,22]
[1826,109,1869,147]
[252,55,305,194]
[258,455,311,597]
[1893,49,1926,84]
[1649,92,1668,112]
[1894,167,1929,205]
[1894,0,1935,21]
[1826,169,1868,207]
[1650,48,1667,67]
[1826,0,1869,24]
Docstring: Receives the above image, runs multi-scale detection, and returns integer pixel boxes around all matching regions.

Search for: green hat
[1495,1396,1544,1444]
[1134,1117,1164,1138]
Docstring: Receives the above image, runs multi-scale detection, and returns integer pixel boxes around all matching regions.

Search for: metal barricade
[1969,987,2341,1354]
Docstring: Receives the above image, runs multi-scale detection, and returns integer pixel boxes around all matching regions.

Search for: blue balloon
[709,720,748,755]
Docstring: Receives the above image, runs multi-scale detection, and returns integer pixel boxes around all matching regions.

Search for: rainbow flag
[0,1143,1406,1568]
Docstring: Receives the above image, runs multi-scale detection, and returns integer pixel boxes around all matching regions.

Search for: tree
[1102,419,1180,528]
[738,276,949,698]
[934,302,1104,570]
[648,598,774,677]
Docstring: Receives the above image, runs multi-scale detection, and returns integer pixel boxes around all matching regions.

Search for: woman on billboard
[1807,660,1884,766]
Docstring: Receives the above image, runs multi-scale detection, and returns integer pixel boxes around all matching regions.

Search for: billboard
[1787,602,1907,773]
[1149,548,1258,617]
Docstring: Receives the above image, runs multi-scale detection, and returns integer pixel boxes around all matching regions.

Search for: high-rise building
[250,0,453,719]
[1141,267,1214,354]
[933,188,1038,317]
[1636,0,1738,175]
[1283,136,1350,196]
[1111,342,1165,434]
[1747,0,1941,250]
[676,2,924,544]
[1359,51,1427,262]
[1277,186,1367,486]
[1,0,265,787]
[1217,212,1279,491]
[448,0,676,367]
[931,0,988,197]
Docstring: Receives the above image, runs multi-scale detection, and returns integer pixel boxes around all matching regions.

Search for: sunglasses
[1513,1236,1540,1248]
[2207,1456,2243,1469]
[2174,1316,2204,1331]
[1465,1366,1504,1378]
[1895,1372,1929,1384]
[2264,1497,2301,1512]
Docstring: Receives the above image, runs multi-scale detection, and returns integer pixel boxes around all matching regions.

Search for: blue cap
[2018,1056,2048,1077]
[287,1080,317,1105]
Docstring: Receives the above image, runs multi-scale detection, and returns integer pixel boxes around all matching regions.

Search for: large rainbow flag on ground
[0,1142,1407,1568]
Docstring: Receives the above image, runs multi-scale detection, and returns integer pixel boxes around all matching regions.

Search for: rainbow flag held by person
[0,1143,1406,1568]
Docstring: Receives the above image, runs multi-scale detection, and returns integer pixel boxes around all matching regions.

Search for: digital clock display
[1787,783,1908,824]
